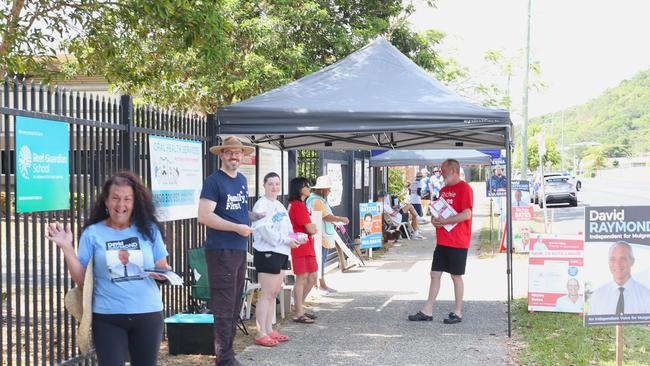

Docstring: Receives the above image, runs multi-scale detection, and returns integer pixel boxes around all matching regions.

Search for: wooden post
[490,198,494,253]
[615,325,624,366]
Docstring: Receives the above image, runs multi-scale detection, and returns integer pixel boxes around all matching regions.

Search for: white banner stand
[311,211,323,280]
[333,231,363,268]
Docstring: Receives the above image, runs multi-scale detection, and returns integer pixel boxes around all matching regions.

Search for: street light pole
[522,0,532,179]
[556,109,560,171]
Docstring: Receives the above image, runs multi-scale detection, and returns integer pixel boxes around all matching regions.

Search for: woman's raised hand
[46,222,74,252]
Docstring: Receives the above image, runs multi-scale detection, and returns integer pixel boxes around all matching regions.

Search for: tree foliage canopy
[530,68,650,162]
[2,0,481,114]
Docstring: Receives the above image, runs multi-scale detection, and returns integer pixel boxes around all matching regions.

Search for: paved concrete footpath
[238,186,521,365]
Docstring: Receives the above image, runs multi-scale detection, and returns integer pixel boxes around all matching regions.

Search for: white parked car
[546,171,582,191]
[531,175,578,208]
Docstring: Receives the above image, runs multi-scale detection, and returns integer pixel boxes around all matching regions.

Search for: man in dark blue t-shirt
[198,136,256,366]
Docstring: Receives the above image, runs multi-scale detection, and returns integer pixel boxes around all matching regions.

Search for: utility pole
[522,0,532,179]
[556,109,560,171]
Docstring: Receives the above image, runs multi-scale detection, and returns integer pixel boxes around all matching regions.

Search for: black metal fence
[0,77,214,365]
[297,150,320,185]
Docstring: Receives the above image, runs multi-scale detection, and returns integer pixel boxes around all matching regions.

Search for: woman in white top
[252,172,304,347]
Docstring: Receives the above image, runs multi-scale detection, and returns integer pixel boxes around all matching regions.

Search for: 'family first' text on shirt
[200,170,250,251]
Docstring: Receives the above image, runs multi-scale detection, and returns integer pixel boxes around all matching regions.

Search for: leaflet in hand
[429,198,457,232]
[288,232,308,244]
[144,268,184,286]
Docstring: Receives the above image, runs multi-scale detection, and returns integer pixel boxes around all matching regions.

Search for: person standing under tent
[198,136,260,366]
[409,159,473,324]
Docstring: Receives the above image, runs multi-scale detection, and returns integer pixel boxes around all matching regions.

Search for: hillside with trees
[529,68,650,171]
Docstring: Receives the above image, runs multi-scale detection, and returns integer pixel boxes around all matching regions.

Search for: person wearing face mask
[587,241,650,316]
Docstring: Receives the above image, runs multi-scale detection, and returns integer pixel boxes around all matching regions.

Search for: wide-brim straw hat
[312,175,333,189]
[209,136,255,155]
[420,168,430,175]
[64,257,94,354]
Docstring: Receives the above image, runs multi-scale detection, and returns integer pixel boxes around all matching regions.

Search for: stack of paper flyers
[429,198,457,232]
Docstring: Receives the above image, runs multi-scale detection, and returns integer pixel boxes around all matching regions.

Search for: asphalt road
[537,167,650,235]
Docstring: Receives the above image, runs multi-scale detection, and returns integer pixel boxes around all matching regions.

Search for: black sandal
[443,312,462,324]
[407,311,433,321]
[292,315,315,324]
[304,312,317,320]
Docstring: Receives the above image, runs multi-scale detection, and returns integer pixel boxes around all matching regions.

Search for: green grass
[512,298,650,365]
[477,225,501,257]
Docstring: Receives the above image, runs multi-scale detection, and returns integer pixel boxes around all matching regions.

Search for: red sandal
[254,335,279,347]
[269,331,289,342]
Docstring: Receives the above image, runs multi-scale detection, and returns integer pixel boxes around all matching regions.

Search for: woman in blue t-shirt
[46,171,170,366]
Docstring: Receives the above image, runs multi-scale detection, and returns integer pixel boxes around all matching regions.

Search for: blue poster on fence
[15,116,70,213]
[359,202,382,249]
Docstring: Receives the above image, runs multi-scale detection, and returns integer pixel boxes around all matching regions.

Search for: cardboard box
[164,314,214,355]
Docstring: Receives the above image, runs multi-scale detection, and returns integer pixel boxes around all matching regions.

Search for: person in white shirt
[587,241,650,315]
[409,173,427,225]
[251,172,304,346]
[377,190,423,240]
[555,278,584,312]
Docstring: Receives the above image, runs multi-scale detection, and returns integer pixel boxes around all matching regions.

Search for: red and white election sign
[528,235,585,313]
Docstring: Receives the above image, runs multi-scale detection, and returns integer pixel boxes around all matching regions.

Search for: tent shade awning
[369,149,492,167]
[217,37,511,151]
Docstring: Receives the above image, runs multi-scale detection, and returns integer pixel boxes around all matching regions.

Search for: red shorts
[291,255,318,275]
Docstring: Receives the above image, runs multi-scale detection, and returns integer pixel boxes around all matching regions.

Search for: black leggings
[92,311,163,366]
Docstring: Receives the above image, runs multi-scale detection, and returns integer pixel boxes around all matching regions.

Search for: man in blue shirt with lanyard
[198,136,257,366]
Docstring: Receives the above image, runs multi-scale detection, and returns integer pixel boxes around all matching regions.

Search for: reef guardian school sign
[15,116,70,213]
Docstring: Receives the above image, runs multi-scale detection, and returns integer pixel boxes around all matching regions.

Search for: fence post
[120,95,135,170]
[206,113,218,172]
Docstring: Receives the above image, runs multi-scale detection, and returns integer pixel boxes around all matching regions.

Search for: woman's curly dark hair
[83,171,164,242]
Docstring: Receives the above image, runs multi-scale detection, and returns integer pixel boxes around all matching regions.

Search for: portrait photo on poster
[584,206,650,326]
[106,237,146,282]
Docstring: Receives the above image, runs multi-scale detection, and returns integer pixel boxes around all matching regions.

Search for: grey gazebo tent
[369,149,492,167]
[217,37,510,151]
[216,36,515,335]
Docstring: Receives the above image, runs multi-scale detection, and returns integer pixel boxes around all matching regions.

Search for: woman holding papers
[251,172,305,347]
[46,171,171,365]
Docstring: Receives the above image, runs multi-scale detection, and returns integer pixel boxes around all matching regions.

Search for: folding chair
[242,252,290,322]
[382,212,411,240]
[187,247,249,335]
[381,213,402,243]
[335,224,365,266]
[242,253,261,320]
[187,247,210,313]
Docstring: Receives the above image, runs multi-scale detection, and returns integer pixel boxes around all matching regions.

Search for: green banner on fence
[15,116,70,213]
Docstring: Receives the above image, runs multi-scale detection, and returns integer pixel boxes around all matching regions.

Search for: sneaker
[412,233,425,240]
[417,216,428,224]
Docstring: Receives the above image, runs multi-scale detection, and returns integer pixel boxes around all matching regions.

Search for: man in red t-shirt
[408,159,473,324]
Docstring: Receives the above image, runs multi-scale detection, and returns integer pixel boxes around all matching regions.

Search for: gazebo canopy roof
[217,37,511,150]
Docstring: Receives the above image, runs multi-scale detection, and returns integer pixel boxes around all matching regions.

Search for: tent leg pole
[506,126,513,338]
